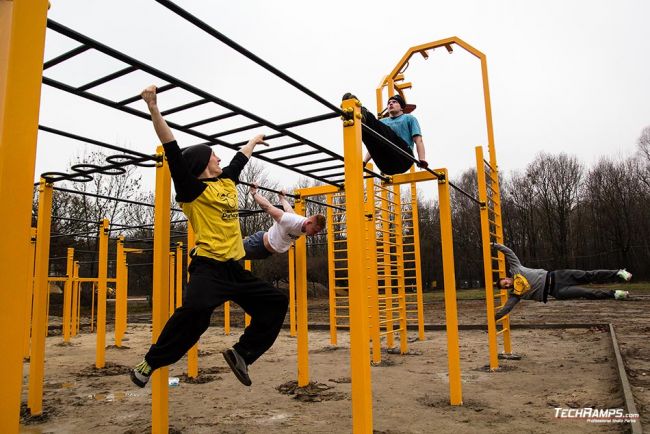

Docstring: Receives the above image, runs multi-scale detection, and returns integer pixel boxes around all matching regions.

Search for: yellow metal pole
[187,226,199,378]
[26,180,53,416]
[62,248,74,343]
[90,281,95,333]
[380,185,394,348]
[168,252,175,317]
[437,171,463,405]
[294,199,310,386]
[152,145,171,433]
[96,218,109,368]
[23,228,37,359]
[475,147,499,370]
[408,170,425,340]
[325,195,337,344]
[392,184,408,354]
[342,98,373,432]
[288,243,297,337]
[72,261,79,336]
[365,170,381,364]
[0,0,48,428]
[244,260,251,327]
[115,236,126,347]
[175,243,183,309]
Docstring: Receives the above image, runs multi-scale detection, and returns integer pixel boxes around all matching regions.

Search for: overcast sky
[36,0,650,198]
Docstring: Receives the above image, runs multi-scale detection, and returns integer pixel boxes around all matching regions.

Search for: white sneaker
[617,269,632,282]
[614,290,629,300]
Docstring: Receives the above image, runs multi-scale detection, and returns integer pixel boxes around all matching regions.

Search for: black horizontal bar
[272,150,320,162]
[160,98,209,116]
[117,83,177,106]
[210,122,262,138]
[182,111,237,129]
[308,164,345,174]
[290,157,338,168]
[253,142,302,155]
[52,186,182,212]
[38,125,156,160]
[43,45,90,70]
[77,65,137,91]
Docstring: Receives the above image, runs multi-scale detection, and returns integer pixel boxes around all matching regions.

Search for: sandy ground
[19,295,648,433]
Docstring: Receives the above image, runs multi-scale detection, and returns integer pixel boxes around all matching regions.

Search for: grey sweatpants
[550,269,618,300]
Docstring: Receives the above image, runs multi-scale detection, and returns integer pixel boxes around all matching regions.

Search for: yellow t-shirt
[181,178,245,261]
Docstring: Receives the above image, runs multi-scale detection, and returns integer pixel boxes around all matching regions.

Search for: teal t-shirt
[380,114,421,149]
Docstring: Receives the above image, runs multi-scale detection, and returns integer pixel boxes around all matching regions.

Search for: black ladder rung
[254,142,302,155]
[183,111,237,129]
[211,122,263,138]
[161,98,209,116]
[118,83,176,106]
[273,150,321,162]
[292,156,339,168]
[77,65,138,91]
[43,45,91,70]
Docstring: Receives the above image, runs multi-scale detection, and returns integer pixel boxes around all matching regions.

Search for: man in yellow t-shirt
[130,85,288,388]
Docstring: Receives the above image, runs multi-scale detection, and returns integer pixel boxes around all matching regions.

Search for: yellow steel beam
[23,228,37,359]
[476,146,499,370]
[62,248,74,342]
[341,97,373,433]
[96,218,109,368]
[288,243,297,337]
[294,199,310,386]
[152,145,171,433]
[27,180,53,416]
[0,0,48,429]
[115,236,126,346]
[187,225,199,378]
[296,184,341,198]
[437,170,463,405]
[326,194,337,344]
[365,169,381,364]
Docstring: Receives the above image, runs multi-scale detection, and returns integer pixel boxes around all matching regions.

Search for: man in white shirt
[244,184,326,259]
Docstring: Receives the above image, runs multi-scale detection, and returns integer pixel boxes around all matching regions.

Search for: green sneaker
[614,290,629,300]
[130,359,152,387]
[616,269,632,282]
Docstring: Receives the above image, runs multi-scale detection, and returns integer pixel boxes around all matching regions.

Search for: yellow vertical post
[288,243,297,337]
[325,194,337,344]
[0,0,48,428]
[72,261,80,337]
[294,199,310,386]
[437,171,463,405]
[90,281,95,333]
[365,169,381,364]
[115,236,126,347]
[243,260,252,327]
[187,226,199,378]
[409,175,425,341]
[62,248,75,342]
[175,243,183,308]
[168,252,175,317]
[476,146,499,370]
[380,185,394,348]
[392,184,408,354]
[27,180,53,416]
[342,98,373,432]
[152,145,171,434]
[96,218,109,368]
[23,228,37,359]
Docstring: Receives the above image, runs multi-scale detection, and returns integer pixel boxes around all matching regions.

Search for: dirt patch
[76,362,131,377]
[276,380,347,402]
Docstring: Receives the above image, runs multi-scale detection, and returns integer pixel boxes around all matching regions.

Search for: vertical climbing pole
[0,0,48,430]
[115,236,126,347]
[62,248,75,342]
[403,169,425,340]
[96,218,109,368]
[437,170,463,405]
[341,97,373,433]
[391,184,409,354]
[364,168,381,364]
[186,226,199,378]
[294,198,310,386]
[288,243,297,337]
[152,145,171,434]
[27,180,53,416]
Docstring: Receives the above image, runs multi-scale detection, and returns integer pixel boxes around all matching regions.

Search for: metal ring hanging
[71,163,127,176]
[40,171,94,183]
[105,153,158,168]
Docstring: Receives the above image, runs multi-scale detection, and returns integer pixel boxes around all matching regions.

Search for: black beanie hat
[181,144,213,177]
[387,94,406,110]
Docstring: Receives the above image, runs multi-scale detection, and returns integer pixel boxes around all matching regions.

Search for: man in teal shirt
[343,93,428,175]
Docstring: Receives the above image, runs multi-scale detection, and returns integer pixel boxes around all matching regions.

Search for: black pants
[549,269,618,300]
[361,109,414,175]
[144,256,288,370]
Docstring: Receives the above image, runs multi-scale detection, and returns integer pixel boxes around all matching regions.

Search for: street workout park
[3,1,647,433]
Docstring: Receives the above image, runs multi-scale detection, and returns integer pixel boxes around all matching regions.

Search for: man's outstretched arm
[141,85,174,144]
[495,294,521,320]
[278,190,295,214]
[250,183,283,222]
